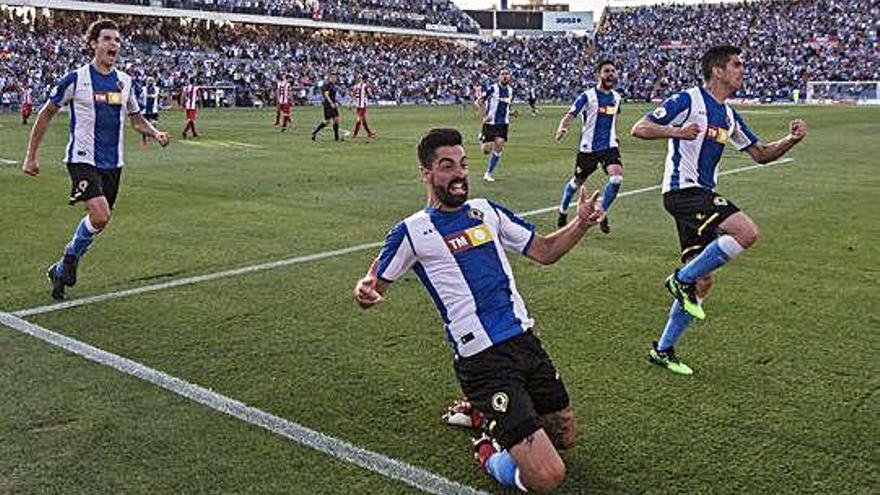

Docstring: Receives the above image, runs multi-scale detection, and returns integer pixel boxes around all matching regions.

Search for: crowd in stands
[1,0,877,111]
[81,0,480,34]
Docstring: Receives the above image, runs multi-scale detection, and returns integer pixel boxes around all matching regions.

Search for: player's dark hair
[596,59,615,72]
[701,45,742,82]
[85,19,119,44]
[418,128,462,168]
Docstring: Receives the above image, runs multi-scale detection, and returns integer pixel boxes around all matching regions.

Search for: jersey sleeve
[127,86,141,115]
[730,109,760,151]
[647,91,691,126]
[568,92,588,116]
[374,221,417,283]
[489,201,536,255]
[48,72,77,107]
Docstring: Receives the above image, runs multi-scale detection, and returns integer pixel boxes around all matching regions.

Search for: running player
[21,19,170,300]
[631,45,807,374]
[476,69,516,182]
[20,83,33,125]
[275,73,292,132]
[554,60,622,233]
[141,76,160,145]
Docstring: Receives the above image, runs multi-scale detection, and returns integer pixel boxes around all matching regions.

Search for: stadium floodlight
[806,81,880,105]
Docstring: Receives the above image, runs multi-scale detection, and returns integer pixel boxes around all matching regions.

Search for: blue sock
[678,235,745,283]
[486,450,526,491]
[487,151,502,174]
[559,178,578,213]
[601,175,622,211]
[657,300,693,351]
[61,215,101,266]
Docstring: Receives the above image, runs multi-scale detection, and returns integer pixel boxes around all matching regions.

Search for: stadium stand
[0,0,876,110]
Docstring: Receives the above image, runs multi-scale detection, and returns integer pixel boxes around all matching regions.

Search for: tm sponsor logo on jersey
[443,224,493,255]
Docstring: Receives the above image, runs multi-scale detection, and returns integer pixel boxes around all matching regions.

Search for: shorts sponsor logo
[713,196,729,206]
[491,392,509,413]
[78,180,89,192]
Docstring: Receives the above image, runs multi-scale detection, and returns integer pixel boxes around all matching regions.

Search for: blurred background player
[476,69,516,182]
[311,72,342,141]
[527,86,539,116]
[275,73,292,132]
[555,60,622,233]
[181,77,199,139]
[141,76,160,146]
[631,45,807,374]
[21,19,170,300]
[20,83,33,125]
[350,73,376,140]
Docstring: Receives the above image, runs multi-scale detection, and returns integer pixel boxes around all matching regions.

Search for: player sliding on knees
[355,128,605,493]
[631,45,807,374]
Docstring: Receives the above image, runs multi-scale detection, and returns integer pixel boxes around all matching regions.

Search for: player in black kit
[311,73,343,141]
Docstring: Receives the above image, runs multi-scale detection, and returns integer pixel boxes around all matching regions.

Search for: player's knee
[737,226,759,249]
[609,174,623,184]
[526,459,566,493]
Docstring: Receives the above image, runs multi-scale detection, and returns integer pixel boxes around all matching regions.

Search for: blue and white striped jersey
[142,84,159,115]
[483,83,513,125]
[374,199,537,358]
[648,86,759,193]
[49,64,140,170]
[568,86,621,153]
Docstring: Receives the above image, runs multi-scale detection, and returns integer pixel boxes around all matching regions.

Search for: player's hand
[154,132,170,147]
[511,109,519,119]
[575,187,605,227]
[676,122,701,140]
[22,156,39,177]
[554,128,567,142]
[354,275,384,309]
[788,119,807,142]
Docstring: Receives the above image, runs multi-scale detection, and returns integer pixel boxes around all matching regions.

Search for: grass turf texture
[1,104,877,494]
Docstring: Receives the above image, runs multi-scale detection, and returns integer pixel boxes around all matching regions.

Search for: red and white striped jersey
[354,82,369,109]
[276,81,291,105]
[182,84,199,110]
[21,88,32,105]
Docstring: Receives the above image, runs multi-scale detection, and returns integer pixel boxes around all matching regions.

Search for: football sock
[487,151,502,174]
[63,215,101,260]
[657,300,693,351]
[678,235,745,283]
[363,120,373,135]
[486,450,526,491]
[352,121,361,137]
[274,111,280,125]
[559,178,579,213]
[333,123,340,141]
[312,122,326,136]
[601,175,622,211]
[282,116,290,128]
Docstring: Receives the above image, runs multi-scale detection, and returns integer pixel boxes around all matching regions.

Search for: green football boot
[649,342,693,375]
[665,270,705,320]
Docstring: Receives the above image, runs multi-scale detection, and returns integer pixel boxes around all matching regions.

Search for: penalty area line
[0,311,489,495]
[11,158,793,318]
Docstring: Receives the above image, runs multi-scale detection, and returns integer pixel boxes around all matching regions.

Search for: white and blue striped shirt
[483,83,513,125]
[375,199,537,358]
[49,64,140,170]
[568,86,621,153]
[648,86,759,193]
[141,84,159,115]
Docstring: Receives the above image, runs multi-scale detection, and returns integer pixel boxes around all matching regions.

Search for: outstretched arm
[554,113,575,141]
[22,101,60,176]
[745,119,807,164]
[354,260,390,310]
[130,113,170,146]
[631,116,700,140]
[527,188,605,265]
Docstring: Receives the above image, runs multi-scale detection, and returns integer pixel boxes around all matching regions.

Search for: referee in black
[311,73,342,141]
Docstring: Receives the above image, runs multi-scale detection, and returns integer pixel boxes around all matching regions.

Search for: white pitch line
[0,157,18,164]
[0,311,488,495]
[11,158,793,317]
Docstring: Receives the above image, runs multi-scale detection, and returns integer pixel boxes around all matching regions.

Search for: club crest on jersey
[706,126,729,144]
[444,223,492,255]
[491,392,509,413]
[652,107,667,119]
[468,208,484,221]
